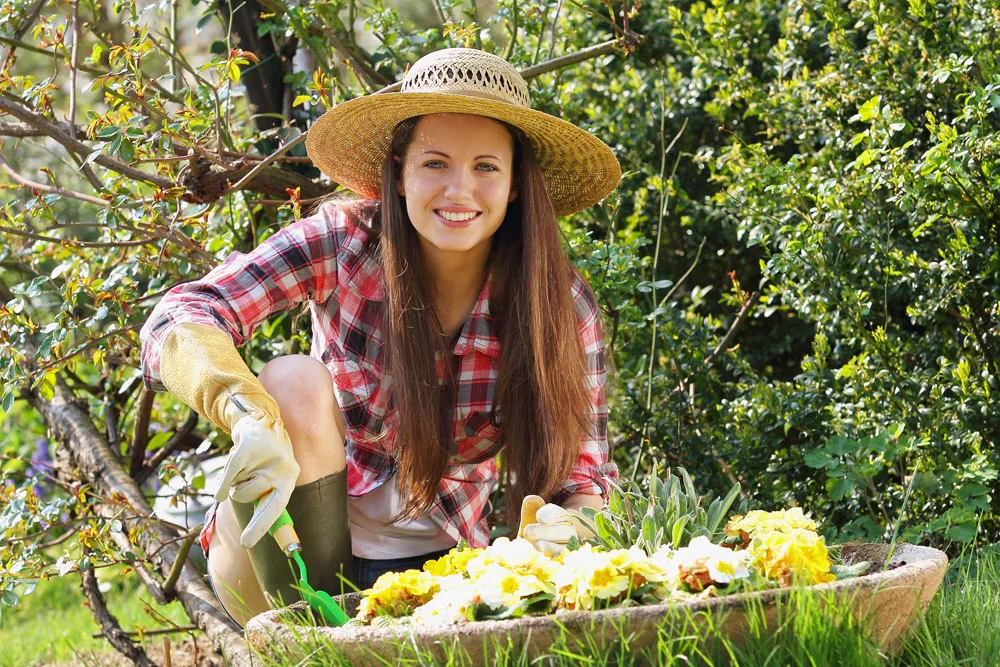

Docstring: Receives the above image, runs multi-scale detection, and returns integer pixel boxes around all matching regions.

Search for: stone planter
[245,542,947,665]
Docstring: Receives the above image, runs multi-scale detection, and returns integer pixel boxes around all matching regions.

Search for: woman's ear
[507,186,519,203]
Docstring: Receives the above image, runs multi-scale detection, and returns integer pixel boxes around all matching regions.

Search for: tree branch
[0,97,174,189]
[374,35,641,95]
[81,566,159,667]
[129,388,156,478]
[0,149,108,206]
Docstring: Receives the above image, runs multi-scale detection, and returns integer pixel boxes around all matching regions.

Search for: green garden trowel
[265,508,350,627]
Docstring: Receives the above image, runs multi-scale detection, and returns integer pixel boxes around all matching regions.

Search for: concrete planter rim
[245,541,948,663]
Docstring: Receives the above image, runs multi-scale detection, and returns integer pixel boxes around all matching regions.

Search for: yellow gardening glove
[517,495,595,557]
[160,322,299,548]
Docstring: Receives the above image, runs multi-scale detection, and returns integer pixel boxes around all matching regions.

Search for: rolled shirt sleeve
[139,204,344,392]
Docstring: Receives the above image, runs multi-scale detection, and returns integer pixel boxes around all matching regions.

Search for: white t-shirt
[348,473,458,559]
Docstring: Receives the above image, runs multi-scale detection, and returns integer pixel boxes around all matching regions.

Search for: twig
[0,120,87,137]
[68,0,103,192]
[91,626,199,639]
[0,150,108,206]
[81,567,159,667]
[702,290,761,368]
[374,37,636,94]
[519,38,626,80]
[0,223,161,248]
[226,133,307,194]
[548,0,565,61]
[162,534,196,599]
[32,324,142,373]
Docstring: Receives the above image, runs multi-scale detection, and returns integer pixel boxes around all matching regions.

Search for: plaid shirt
[140,201,618,548]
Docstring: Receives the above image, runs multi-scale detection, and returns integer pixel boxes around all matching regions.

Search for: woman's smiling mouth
[435,209,482,227]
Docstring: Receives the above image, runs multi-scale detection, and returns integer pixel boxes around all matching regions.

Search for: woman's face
[396,114,517,264]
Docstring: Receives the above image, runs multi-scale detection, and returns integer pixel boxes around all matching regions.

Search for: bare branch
[0,120,87,137]
[129,388,156,478]
[703,291,761,368]
[0,224,162,248]
[163,534,196,599]
[374,35,641,94]
[226,133,307,194]
[81,567,159,667]
[0,150,108,206]
[69,0,104,192]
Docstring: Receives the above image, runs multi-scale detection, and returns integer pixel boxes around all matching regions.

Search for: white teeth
[436,210,478,222]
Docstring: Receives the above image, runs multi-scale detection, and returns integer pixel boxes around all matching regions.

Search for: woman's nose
[443,166,475,200]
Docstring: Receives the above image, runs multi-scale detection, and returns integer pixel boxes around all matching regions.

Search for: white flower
[412,584,479,625]
[672,536,751,584]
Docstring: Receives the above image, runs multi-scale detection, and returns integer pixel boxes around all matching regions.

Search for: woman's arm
[561,492,605,512]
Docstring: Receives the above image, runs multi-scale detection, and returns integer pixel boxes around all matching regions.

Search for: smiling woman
[139,47,622,627]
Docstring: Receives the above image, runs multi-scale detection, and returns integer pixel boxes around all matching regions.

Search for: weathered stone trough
[245,542,947,664]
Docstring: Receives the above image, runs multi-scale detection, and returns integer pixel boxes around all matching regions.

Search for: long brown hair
[324,115,597,530]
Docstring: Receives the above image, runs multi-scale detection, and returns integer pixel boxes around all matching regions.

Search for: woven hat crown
[400,48,530,108]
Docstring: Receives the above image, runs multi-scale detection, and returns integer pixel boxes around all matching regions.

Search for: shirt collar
[347,259,500,359]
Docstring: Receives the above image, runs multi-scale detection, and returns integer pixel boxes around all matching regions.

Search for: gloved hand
[159,322,300,548]
[518,495,595,556]
[217,395,300,548]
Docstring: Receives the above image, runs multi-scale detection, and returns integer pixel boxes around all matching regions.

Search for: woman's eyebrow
[422,149,502,161]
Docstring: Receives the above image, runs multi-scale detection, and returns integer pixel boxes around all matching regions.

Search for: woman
[140,48,621,626]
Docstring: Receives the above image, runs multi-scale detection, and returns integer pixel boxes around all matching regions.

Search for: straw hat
[305,48,621,218]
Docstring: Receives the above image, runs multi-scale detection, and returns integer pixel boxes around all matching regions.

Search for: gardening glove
[518,495,595,557]
[159,322,299,548]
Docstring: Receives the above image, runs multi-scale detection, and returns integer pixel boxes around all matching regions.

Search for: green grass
[0,569,191,667]
[5,549,999,666]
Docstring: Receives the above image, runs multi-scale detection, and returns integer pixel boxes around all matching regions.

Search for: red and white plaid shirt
[140,201,618,548]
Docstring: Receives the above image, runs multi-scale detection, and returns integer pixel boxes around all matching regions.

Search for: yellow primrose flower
[357,569,441,622]
[554,544,633,610]
[423,546,484,577]
[726,508,819,542]
[474,563,542,610]
[748,527,835,586]
[468,537,559,592]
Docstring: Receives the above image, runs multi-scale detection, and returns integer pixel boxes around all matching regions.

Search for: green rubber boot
[231,468,354,608]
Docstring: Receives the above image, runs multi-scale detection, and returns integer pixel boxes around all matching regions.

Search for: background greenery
[0,0,997,662]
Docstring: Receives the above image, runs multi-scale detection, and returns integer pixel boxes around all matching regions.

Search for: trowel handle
[253,496,301,555]
[269,509,301,555]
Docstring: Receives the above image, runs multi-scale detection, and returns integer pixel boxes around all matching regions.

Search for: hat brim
[305,92,621,218]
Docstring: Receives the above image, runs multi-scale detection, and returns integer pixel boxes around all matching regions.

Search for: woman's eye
[424,160,445,168]
[478,163,499,172]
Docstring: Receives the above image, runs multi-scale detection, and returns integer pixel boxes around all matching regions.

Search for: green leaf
[829,476,854,501]
[96,125,120,139]
[858,95,882,122]
[118,138,135,163]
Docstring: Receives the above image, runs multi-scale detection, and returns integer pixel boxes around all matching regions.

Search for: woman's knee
[259,354,334,405]
[258,355,346,477]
